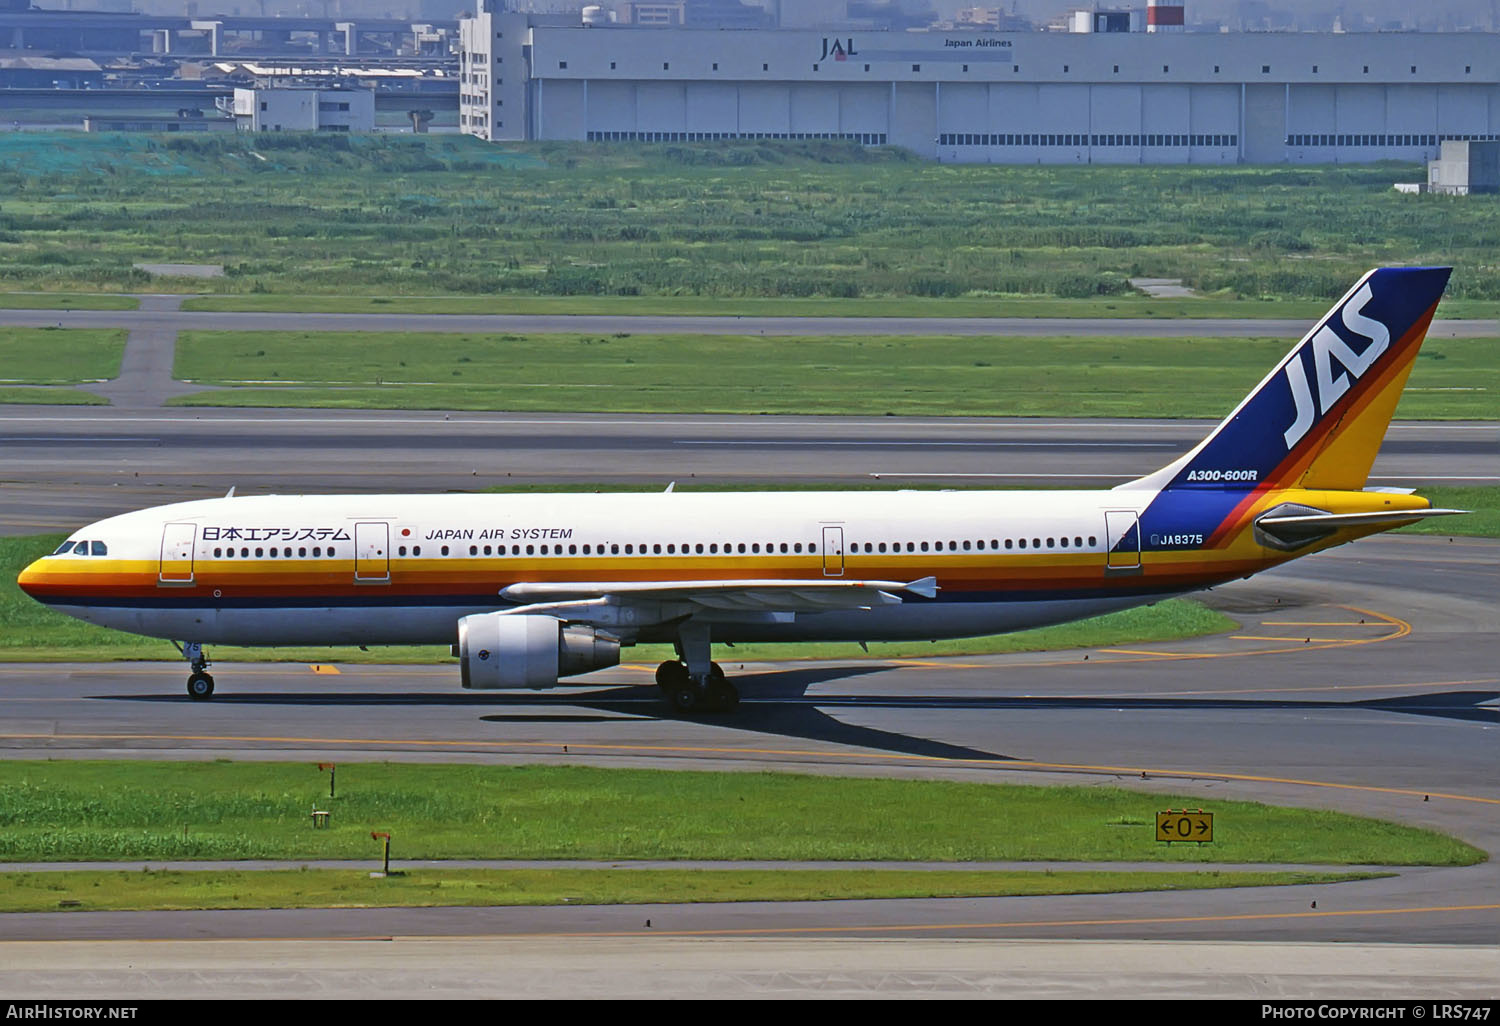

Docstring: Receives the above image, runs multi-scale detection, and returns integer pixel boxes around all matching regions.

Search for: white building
[231,87,376,133]
[1428,140,1500,194]
[458,10,1500,165]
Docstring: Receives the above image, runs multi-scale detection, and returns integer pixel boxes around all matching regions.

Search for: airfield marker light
[317,762,335,798]
[371,831,391,877]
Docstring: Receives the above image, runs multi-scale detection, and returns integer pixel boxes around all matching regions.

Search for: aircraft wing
[500,576,938,614]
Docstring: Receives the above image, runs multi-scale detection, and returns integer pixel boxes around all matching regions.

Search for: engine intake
[457,613,620,690]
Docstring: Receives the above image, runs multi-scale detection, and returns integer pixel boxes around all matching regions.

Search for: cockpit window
[72,541,89,555]
[90,541,107,556]
[53,540,77,555]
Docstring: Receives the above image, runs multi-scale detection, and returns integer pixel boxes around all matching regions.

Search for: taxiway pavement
[2,407,1495,535]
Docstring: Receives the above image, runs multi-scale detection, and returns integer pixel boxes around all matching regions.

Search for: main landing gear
[655,660,739,714]
[179,641,215,701]
[655,622,739,714]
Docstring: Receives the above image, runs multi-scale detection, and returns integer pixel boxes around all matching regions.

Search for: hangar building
[458,10,1500,165]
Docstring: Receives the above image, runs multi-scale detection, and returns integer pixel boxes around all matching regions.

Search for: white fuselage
[29,488,1210,650]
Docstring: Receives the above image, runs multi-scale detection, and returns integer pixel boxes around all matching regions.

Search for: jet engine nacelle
[457,613,620,690]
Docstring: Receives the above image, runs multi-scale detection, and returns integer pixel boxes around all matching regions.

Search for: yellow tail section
[1293,304,1436,491]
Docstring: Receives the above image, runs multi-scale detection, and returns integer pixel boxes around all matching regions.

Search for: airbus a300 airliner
[18,267,1463,713]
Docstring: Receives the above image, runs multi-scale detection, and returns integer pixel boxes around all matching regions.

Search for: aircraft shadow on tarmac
[96,662,1497,764]
[99,664,1011,763]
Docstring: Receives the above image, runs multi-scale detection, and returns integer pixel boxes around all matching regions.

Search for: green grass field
[0,387,106,405]
[0,761,1480,865]
[0,868,1378,914]
[0,293,139,311]
[176,292,1500,320]
[169,330,1499,419]
[0,134,1496,305]
[0,328,126,385]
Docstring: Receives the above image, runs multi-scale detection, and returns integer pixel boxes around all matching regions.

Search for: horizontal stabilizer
[1256,507,1467,549]
[1257,508,1468,531]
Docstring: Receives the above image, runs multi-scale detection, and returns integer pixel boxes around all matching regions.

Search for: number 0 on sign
[1156,810,1213,844]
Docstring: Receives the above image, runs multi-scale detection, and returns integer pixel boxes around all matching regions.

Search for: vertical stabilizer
[1126,266,1451,495]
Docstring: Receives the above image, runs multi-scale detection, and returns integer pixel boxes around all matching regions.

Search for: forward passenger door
[158,523,197,585]
[355,522,391,583]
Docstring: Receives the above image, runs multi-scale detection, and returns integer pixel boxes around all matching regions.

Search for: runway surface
[2,407,1495,535]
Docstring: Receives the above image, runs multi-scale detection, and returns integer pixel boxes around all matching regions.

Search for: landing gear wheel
[668,685,699,714]
[706,679,739,713]
[656,660,689,690]
[186,672,215,701]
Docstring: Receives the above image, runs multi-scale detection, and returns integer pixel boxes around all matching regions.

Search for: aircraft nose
[17,557,45,598]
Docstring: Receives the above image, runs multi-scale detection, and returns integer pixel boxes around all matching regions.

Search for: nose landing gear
[178,641,215,700]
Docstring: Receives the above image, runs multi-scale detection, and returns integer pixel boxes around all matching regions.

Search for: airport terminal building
[459,11,1500,165]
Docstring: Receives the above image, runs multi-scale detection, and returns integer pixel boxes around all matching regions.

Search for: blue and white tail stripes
[1132,266,1450,498]
[1125,266,1451,554]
